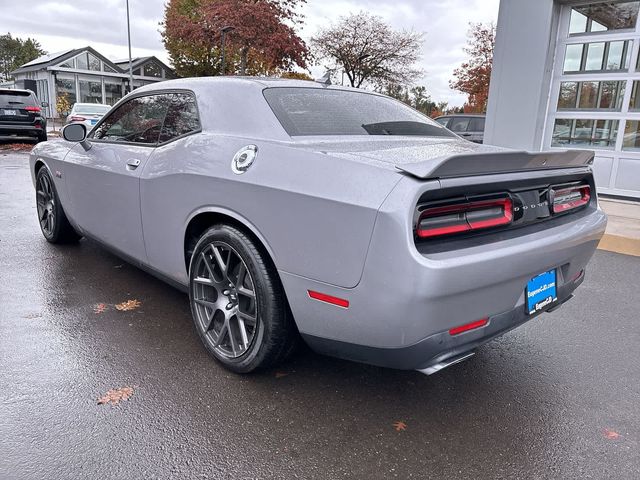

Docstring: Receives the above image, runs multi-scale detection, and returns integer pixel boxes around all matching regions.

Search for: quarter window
[91,95,169,144]
[448,117,472,133]
[159,93,200,143]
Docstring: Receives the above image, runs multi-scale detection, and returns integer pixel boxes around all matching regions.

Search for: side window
[469,117,486,132]
[159,92,201,143]
[449,117,471,133]
[91,95,169,145]
[434,117,449,127]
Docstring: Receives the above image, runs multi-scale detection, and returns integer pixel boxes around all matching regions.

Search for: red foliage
[162,0,309,77]
[450,23,495,113]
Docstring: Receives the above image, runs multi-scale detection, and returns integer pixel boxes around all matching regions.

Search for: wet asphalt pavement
[1,148,639,479]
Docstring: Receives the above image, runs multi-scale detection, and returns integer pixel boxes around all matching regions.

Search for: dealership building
[10,47,175,119]
[486,0,640,199]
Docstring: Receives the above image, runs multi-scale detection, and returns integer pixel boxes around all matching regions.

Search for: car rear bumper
[302,269,584,372]
[280,204,607,371]
[0,124,45,137]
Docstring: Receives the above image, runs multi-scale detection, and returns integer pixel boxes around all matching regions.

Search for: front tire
[35,168,81,243]
[188,224,296,373]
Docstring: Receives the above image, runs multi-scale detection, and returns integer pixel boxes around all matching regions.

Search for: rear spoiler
[396,150,595,180]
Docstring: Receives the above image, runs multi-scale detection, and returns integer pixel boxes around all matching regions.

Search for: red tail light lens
[25,106,41,112]
[551,185,591,214]
[70,116,87,122]
[417,197,513,239]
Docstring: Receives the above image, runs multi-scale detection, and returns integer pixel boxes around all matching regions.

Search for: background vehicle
[66,103,112,130]
[435,114,485,143]
[0,88,47,142]
[29,78,606,375]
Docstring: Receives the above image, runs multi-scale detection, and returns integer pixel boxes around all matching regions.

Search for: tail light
[550,184,591,214]
[449,318,489,336]
[417,197,513,239]
[70,116,87,122]
[25,106,41,112]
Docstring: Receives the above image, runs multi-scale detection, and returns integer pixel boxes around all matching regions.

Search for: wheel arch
[183,207,279,277]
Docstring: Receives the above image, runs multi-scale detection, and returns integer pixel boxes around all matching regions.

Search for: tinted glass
[263,88,454,137]
[468,117,485,132]
[569,2,640,34]
[0,91,36,106]
[448,117,472,133]
[159,93,200,143]
[92,95,169,144]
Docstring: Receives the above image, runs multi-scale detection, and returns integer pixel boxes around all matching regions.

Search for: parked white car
[66,103,111,130]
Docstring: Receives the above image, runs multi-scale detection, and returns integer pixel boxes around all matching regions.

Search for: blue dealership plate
[526,269,557,315]
[90,120,97,125]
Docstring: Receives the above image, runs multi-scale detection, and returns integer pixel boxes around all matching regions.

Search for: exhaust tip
[417,351,476,376]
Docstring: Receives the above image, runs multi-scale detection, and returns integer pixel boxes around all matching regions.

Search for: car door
[63,94,170,263]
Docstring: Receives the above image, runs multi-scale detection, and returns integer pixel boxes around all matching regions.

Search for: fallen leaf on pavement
[93,303,107,314]
[393,421,407,432]
[115,299,142,311]
[604,429,620,439]
[0,143,33,152]
[97,386,134,405]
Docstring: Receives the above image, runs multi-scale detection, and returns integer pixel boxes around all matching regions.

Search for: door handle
[126,159,141,170]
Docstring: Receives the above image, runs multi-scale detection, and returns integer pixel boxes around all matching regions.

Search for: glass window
[103,63,118,73]
[59,60,74,69]
[434,117,449,127]
[468,117,485,132]
[76,53,88,70]
[585,42,605,70]
[78,78,102,103]
[552,118,619,148]
[563,41,630,72]
[569,2,640,35]
[88,53,101,72]
[91,95,169,144]
[448,117,472,133]
[557,81,625,111]
[630,81,640,110]
[143,62,163,78]
[564,44,584,72]
[104,80,123,106]
[558,82,578,109]
[133,68,141,76]
[55,74,76,108]
[159,93,200,143]
[263,88,455,137]
[623,120,640,150]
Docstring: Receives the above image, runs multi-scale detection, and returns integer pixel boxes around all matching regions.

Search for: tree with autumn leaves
[161,0,310,77]
[450,22,495,113]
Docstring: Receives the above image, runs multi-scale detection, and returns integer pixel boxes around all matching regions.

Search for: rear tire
[36,132,47,143]
[35,168,81,243]
[188,224,297,373]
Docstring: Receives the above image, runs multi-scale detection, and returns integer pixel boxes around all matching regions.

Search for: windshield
[263,87,455,138]
[75,104,111,115]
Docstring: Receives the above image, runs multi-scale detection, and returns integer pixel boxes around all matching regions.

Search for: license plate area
[526,269,557,315]
[3,109,18,116]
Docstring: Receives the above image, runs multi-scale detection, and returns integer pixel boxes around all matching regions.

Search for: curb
[597,234,640,257]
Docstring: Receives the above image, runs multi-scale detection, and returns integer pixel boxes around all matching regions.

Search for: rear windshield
[263,87,456,138]
[0,91,36,106]
[75,105,111,114]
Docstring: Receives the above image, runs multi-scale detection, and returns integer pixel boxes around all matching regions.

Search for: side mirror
[41,101,49,108]
[62,123,92,151]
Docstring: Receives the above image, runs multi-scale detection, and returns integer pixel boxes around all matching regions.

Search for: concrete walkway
[598,198,640,256]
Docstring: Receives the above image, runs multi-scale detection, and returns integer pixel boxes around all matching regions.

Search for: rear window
[75,105,111,115]
[0,91,36,106]
[263,87,455,138]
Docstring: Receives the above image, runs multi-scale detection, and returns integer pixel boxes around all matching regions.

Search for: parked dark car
[0,88,48,142]
[435,114,485,144]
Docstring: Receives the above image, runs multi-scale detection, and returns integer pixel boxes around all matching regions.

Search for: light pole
[126,0,134,93]
[220,26,235,76]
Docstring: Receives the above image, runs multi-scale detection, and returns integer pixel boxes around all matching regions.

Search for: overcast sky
[0,0,500,106]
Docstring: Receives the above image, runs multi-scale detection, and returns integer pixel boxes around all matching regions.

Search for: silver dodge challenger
[30,77,607,375]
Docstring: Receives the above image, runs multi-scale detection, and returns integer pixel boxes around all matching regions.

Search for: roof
[114,56,175,77]
[11,46,125,76]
